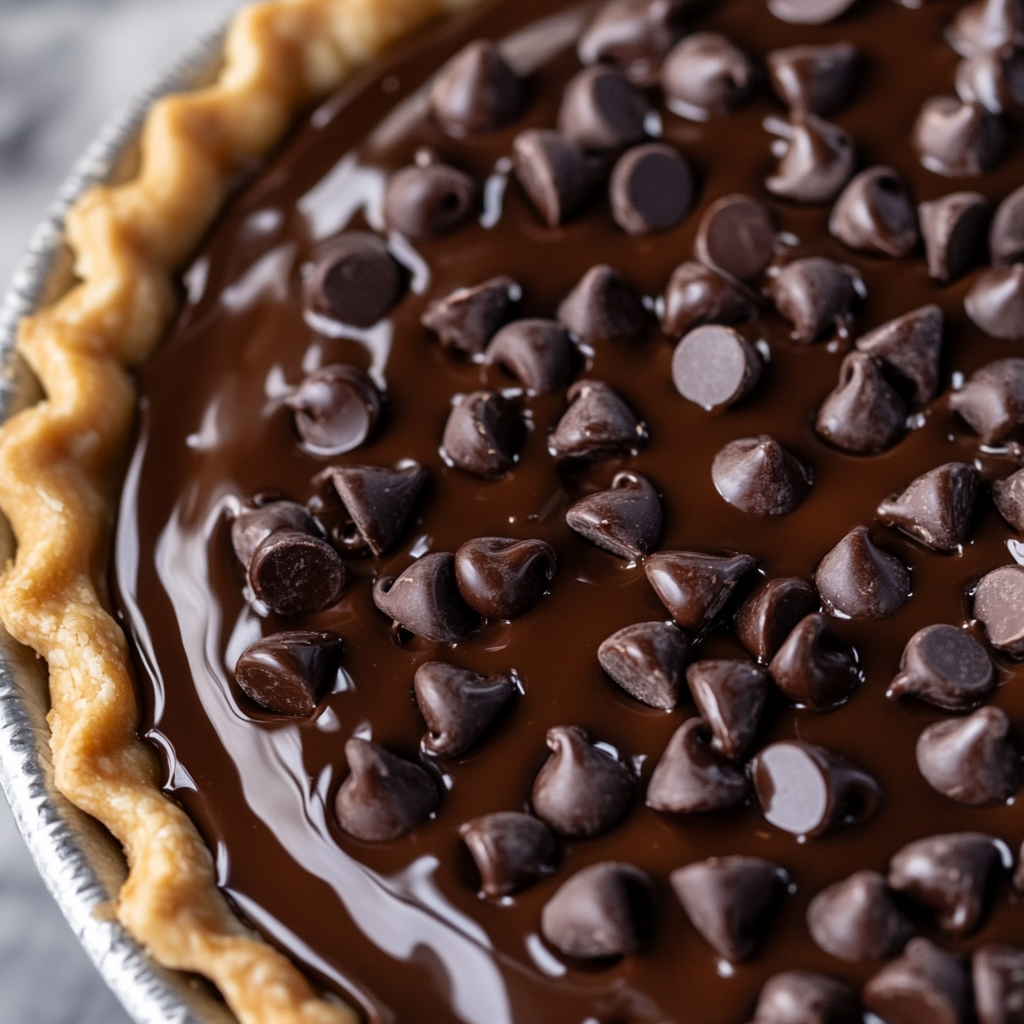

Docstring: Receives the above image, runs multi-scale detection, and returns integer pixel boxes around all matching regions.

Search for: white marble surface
[0,2,240,1021]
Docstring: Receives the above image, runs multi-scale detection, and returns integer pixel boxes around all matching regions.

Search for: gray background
[0,2,240,1021]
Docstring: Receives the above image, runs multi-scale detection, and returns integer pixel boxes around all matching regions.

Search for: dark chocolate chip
[806,870,915,963]
[888,624,996,711]
[454,536,556,618]
[856,304,944,409]
[609,143,696,235]
[484,319,574,394]
[947,0,1024,58]
[766,42,859,115]
[769,257,856,344]
[994,467,1024,530]
[532,726,634,838]
[863,938,970,1024]
[991,183,1024,266]
[671,856,788,963]
[597,620,691,709]
[566,471,663,559]
[768,612,858,710]
[767,0,858,25]
[688,659,770,760]
[913,96,1006,177]
[249,530,346,616]
[736,577,820,664]
[816,352,908,455]
[383,161,479,240]
[672,325,763,414]
[889,832,1003,936]
[975,565,1024,656]
[548,379,647,462]
[459,812,558,899]
[816,526,911,621]
[286,365,383,456]
[558,65,650,150]
[577,0,688,86]
[829,166,919,257]
[304,232,404,328]
[966,265,1024,340]
[659,261,760,338]
[877,462,978,552]
[234,630,344,716]
[956,44,1024,117]
[512,129,600,227]
[421,276,519,356]
[645,550,758,632]
[232,500,320,568]
[752,970,861,1024]
[442,390,524,478]
[335,738,439,842]
[949,357,1024,443]
[661,31,755,120]
[695,194,776,281]
[752,740,882,837]
[414,661,515,756]
[372,551,478,643]
[712,435,812,516]
[558,264,648,343]
[917,706,1022,806]
[541,861,656,959]
[646,717,752,813]
[920,191,990,283]
[429,39,525,139]
[765,114,855,204]
[973,944,1024,1024]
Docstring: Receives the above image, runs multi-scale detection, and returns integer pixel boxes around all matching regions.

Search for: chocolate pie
[5,0,1024,1021]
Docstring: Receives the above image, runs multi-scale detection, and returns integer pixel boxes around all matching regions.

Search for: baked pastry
[6,0,1024,1021]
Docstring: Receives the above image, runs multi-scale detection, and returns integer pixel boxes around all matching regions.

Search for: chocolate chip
[548,379,647,462]
[598,620,691,709]
[695,194,776,281]
[484,319,574,394]
[752,740,882,837]
[383,161,480,240]
[442,390,524,477]
[645,550,758,632]
[920,192,990,283]
[422,276,518,356]
[991,183,1024,266]
[429,39,525,138]
[956,44,1024,117]
[816,352,908,455]
[414,661,515,755]
[459,812,558,899]
[532,725,634,838]
[558,65,650,150]
[578,0,687,86]
[966,265,1024,340]
[767,0,858,25]
[688,659,770,759]
[973,944,1024,1024]
[917,706,1022,806]
[947,0,1024,58]
[661,30,757,121]
[671,856,787,963]
[806,871,915,963]
[304,233,404,327]
[768,612,858,710]
[335,738,439,842]
[232,500,320,568]
[454,536,556,618]
[816,526,911,621]
[877,463,978,553]
[566,471,663,559]
[659,261,760,338]
[672,325,763,413]
[769,257,856,344]
[712,435,812,516]
[249,531,346,616]
[541,862,656,959]
[646,717,752,813]
[737,578,820,664]
[558,264,648,343]
[372,551,477,643]
[766,43,859,115]
[752,970,861,1024]
[829,166,919,258]
[234,630,344,716]
[856,304,944,409]
[512,129,600,227]
[975,564,1024,656]
[286,365,383,457]
[889,624,995,711]
[765,114,855,204]
[610,143,696,235]
[949,357,1024,443]
[913,96,1006,177]
[863,938,970,1024]
[889,832,1003,936]
[994,467,1024,530]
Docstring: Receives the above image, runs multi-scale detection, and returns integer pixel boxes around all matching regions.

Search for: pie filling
[113,0,1024,1020]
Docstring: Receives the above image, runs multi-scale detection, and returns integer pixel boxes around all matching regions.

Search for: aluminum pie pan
[0,25,240,1024]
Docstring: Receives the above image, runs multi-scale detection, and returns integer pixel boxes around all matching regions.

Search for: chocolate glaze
[113,0,1024,1021]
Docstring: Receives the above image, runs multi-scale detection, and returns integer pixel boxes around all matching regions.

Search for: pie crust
[0,1,472,1021]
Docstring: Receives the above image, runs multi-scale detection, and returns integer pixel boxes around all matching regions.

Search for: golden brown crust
[0,1,471,1021]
